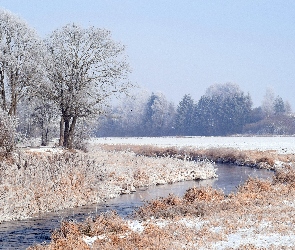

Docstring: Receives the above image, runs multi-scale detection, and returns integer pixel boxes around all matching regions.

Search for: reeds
[29,166,295,249]
[99,143,295,170]
[0,147,216,222]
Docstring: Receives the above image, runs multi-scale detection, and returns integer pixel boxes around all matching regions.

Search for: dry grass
[28,211,176,250]
[29,165,295,249]
[0,146,216,222]
[99,144,295,170]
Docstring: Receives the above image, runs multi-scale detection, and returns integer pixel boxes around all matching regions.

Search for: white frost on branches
[44,23,131,148]
[0,109,17,156]
[0,8,46,115]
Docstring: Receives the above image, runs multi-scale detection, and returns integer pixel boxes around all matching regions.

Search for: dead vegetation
[99,143,295,169]
[0,147,216,222]
[29,165,295,249]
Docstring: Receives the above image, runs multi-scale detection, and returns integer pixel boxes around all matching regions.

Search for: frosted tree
[0,9,46,115]
[273,96,285,115]
[142,92,175,136]
[142,93,157,135]
[30,99,59,146]
[196,83,252,135]
[95,90,150,136]
[205,82,241,99]
[284,100,292,115]
[44,24,131,149]
[151,93,175,134]
[261,88,275,117]
[115,90,150,136]
[175,94,194,135]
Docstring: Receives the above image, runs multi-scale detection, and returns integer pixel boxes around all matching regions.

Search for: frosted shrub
[73,121,92,152]
[0,110,17,156]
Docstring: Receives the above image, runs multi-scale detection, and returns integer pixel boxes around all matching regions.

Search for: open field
[91,136,295,154]
[95,136,295,170]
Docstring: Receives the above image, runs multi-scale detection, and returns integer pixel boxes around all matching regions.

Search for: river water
[0,164,273,249]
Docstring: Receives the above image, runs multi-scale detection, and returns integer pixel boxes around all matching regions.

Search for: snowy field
[91,136,295,154]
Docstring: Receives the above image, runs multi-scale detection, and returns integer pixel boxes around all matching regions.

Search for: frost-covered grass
[95,136,295,170]
[0,147,216,222]
[91,136,295,154]
[99,143,292,170]
[26,137,295,249]
[29,166,295,249]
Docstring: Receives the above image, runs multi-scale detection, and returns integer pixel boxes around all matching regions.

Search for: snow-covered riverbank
[29,168,295,249]
[91,136,295,154]
[0,147,216,222]
[26,136,295,249]
[93,136,295,170]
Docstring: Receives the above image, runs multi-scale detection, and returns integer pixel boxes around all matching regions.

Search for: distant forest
[96,83,295,137]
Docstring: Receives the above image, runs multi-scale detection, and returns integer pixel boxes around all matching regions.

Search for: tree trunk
[68,116,77,149]
[8,93,17,116]
[0,68,6,111]
[62,116,77,149]
[59,117,64,146]
[8,72,17,116]
[41,121,46,146]
[63,117,70,148]
[41,127,49,146]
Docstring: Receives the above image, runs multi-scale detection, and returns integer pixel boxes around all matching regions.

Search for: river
[0,164,273,249]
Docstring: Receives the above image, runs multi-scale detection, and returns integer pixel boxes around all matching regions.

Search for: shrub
[72,120,93,152]
[0,110,17,157]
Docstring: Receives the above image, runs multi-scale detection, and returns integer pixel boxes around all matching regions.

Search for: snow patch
[127,220,145,233]
[83,235,100,245]
[212,228,295,249]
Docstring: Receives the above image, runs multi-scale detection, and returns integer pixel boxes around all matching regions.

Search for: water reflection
[0,164,273,249]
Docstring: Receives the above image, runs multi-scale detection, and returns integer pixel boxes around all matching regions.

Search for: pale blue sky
[1,0,295,108]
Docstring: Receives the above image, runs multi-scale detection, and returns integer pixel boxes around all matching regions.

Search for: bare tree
[142,92,175,136]
[30,99,59,146]
[0,9,46,116]
[261,88,275,117]
[44,24,131,148]
[284,100,292,115]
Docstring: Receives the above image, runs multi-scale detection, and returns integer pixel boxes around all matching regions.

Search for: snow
[212,229,295,249]
[127,220,145,233]
[177,217,204,230]
[23,147,63,153]
[91,136,295,154]
[83,235,99,245]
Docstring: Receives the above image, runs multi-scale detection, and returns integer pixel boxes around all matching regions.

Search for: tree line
[0,8,293,156]
[97,83,294,137]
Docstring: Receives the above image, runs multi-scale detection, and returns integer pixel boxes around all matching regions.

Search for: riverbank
[100,144,292,170]
[0,147,216,222]
[4,136,295,248]
[28,166,295,249]
[91,136,295,154]
[95,136,295,170]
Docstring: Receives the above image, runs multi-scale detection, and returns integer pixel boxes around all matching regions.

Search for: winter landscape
[1,1,295,249]
[24,136,295,249]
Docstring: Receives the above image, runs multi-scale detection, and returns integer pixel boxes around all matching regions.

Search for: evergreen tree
[274,96,285,115]
[175,94,194,135]
[195,83,252,135]
[142,93,157,136]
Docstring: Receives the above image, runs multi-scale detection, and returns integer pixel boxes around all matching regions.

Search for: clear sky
[1,0,295,108]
